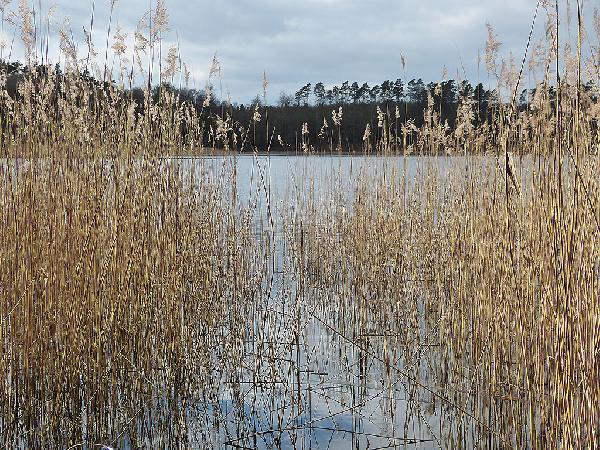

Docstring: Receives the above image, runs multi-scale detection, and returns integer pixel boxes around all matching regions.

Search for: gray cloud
[5,0,597,103]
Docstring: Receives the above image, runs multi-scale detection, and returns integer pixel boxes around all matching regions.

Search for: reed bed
[294,110,600,448]
[0,0,599,448]
[0,2,269,444]
[0,155,267,447]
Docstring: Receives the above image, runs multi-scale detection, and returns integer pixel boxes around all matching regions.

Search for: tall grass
[293,29,600,446]
[0,156,266,446]
[0,0,599,448]
[0,5,265,446]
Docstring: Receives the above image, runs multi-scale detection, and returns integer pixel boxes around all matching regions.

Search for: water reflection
[2,154,524,449]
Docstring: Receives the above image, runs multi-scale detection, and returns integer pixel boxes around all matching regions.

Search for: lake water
[178,153,499,222]
[138,154,504,449]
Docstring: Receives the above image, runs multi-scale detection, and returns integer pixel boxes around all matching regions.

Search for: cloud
[2,0,593,103]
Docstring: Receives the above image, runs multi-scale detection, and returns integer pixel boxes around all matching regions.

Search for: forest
[3,59,596,152]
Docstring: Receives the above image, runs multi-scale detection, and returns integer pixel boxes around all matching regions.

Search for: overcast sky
[2,0,596,103]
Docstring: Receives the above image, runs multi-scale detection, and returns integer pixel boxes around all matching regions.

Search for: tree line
[247,79,497,150]
[1,59,596,152]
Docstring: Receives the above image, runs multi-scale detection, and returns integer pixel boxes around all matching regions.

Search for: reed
[294,22,599,446]
[0,155,268,446]
[0,0,598,448]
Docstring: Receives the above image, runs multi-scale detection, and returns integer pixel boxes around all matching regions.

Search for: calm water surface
[152,155,500,449]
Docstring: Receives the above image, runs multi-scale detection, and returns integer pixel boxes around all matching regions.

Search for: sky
[1,0,597,104]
